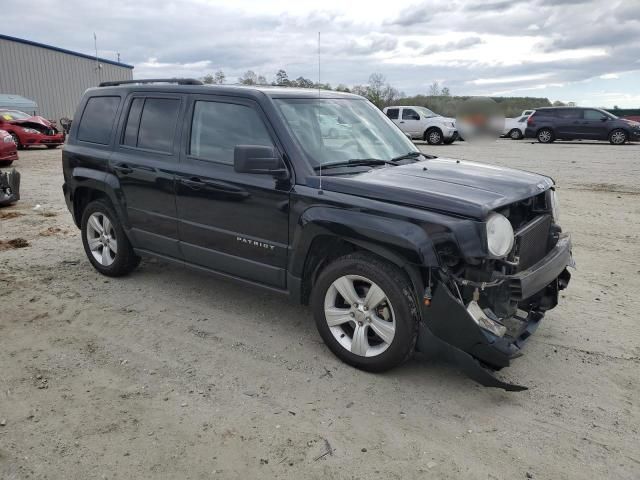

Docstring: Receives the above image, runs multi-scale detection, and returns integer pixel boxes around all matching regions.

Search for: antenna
[317,31,323,193]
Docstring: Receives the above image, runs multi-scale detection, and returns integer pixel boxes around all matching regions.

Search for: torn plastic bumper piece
[416,282,529,392]
[0,168,20,206]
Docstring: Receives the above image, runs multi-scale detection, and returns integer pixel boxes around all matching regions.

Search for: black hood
[307,158,553,219]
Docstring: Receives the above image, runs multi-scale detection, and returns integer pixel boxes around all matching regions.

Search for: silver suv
[383,106,458,145]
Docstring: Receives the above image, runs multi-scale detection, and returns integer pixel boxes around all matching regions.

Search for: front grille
[513,214,552,271]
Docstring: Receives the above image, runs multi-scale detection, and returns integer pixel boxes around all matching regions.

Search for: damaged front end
[0,168,21,206]
[417,192,573,391]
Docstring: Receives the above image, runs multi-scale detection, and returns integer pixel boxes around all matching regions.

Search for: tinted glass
[386,108,399,120]
[557,109,581,119]
[402,108,420,120]
[137,98,180,152]
[190,101,273,165]
[122,98,144,147]
[583,109,606,120]
[77,96,120,144]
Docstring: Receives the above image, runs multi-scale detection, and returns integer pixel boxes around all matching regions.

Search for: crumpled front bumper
[417,234,573,391]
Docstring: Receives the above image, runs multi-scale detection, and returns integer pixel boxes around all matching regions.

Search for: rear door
[110,93,185,258]
[399,108,422,137]
[175,94,291,288]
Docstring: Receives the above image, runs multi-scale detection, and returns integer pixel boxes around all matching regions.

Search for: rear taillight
[527,116,535,126]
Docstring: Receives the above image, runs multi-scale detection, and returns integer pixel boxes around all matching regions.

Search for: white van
[383,106,458,145]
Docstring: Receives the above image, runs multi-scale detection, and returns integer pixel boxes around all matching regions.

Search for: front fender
[288,205,439,278]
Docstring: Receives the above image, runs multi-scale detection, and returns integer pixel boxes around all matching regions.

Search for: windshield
[274,98,418,167]
[0,110,31,120]
[415,106,438,118]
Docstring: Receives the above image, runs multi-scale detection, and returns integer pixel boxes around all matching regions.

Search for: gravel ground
[0,140,639,479]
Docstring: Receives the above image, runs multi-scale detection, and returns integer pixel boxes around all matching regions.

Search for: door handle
[113,164,133,174]
[180,177,205,189]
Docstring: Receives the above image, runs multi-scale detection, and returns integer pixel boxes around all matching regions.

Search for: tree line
[201,69,572,117]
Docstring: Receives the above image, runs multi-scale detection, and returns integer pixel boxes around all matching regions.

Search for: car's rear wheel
[609,129,627,145]
[425,128,443,145]
[311,252,419,372]
[509,128,523,140]
[537,128,554,143]
[0,160,14,167]
[81,199,140,277]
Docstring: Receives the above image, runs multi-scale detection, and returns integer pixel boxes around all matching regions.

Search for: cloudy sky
[3,0,639,106]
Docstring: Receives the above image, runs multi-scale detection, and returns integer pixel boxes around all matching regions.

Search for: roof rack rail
[98,78,204,87]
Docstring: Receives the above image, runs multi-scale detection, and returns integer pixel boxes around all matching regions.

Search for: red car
[0,129,18,167]
[0,109,65,149]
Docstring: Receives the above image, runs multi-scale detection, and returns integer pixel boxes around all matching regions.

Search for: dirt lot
[1,140,639,479]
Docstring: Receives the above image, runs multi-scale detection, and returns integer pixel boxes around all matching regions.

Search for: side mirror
[234,145,288,177]
[600,116,608,122]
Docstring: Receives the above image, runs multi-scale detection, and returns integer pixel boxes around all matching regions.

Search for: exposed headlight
[2,136,14,143]
[486,212,514,258]
[550,188,560,222]
[22,128,41,134]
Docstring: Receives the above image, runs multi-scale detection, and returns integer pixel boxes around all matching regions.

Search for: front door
[400,108,422,137]
[579,109,611,140]
[110,94,185,258]
[175,95,291,288]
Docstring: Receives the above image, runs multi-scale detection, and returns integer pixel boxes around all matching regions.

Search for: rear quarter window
[77,96,121,145]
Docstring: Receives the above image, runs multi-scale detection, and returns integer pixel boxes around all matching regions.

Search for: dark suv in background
[62,79,573,390]
[525,107,640,144]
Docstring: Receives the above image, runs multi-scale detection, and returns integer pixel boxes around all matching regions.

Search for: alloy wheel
[538,130,552,143]
[86,212,118,266]
[323,275,396,357]
[428,130,442,144]
[611,130,626,144]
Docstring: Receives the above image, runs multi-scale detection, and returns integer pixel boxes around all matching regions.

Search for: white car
[502,114,531,140]
[383,106,458,145]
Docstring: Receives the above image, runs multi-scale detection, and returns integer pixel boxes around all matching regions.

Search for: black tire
[80,199,140,277]
[609,128,627,145]
[311,252,419,372]
[424,128,443,145]
[537,128,554,143]
[509,128,523,140]
[9,133,23,150]
[46,145,59,149]
[0,160,14,167]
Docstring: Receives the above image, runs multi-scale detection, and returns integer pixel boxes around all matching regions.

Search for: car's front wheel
[609,129,627,145]
[537,128,554,143]
[425,128,443,145]
[81,199,140,277]
[311,252,419,372]
[9,133,22,150]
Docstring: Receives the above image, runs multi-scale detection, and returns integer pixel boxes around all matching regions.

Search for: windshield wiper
[314,158,399,170]
[391,151,422,162]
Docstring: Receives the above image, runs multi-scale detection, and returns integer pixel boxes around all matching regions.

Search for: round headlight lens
[486,212,514,258]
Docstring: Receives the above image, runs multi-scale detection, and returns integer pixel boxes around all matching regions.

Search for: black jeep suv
[63,79,573,390]
[525,106,640,144]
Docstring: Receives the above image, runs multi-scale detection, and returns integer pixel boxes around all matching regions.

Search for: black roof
[93,80,362,100]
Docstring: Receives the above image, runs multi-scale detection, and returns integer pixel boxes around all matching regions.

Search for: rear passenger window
[189,101,273,165]
[122,97,180,153]
[77,96,120,145]
[402,109,420,120]
[386,108,399,120]
[583,109,605,120]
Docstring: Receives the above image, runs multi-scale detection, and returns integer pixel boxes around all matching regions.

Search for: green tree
[202,74,214,85]
[441,87,451,96]
[213,70,225,84]
[239,70,258,85]
[274,69,290,86]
